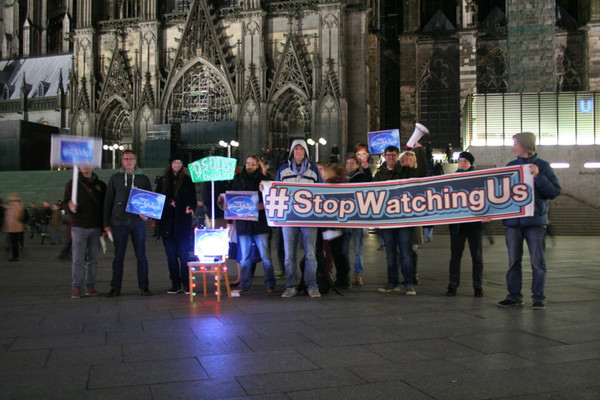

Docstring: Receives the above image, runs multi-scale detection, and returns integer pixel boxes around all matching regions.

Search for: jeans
[381,227,414,287]
[505,226,547,303]
[111,225,149,290]
[71,227,101,290]
[238,233,276,289]
[448,223,483,290]
[162,233,191,290]
[282,226,318,290]
[342,229,364,273]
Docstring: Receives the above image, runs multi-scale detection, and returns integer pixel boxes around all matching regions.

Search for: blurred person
[156,153,197,295]
[50,202,64,245]
[498,132,561,310]
[3,194,26,261]
[27,202,40,239]
[104,149,153,297]
[64,166,106,299]
[39,201,52,244]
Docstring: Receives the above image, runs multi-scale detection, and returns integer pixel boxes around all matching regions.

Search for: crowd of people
[1,132,560,309]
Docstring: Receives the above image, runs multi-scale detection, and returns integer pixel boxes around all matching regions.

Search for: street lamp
[103,143,124,169]
[306,138,327,161]
[219,140,239,158]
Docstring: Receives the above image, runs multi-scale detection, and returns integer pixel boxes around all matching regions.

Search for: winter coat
[275,139,322,184]
[373,147,428,181]
[155,170,197,238]
[503,154,561,228]
[229,167,270,236]
[103,169,152,228]
[63,172,106,229]
[3,201,25,233]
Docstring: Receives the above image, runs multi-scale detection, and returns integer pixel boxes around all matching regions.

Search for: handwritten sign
[367,129,400,155]
[50,135,102,167]
[261,165,535,228]
[224,191,259,221]
[188,156,237,182]
[125,188,166,219]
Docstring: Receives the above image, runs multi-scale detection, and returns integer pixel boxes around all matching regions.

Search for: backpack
[297,251,341,295]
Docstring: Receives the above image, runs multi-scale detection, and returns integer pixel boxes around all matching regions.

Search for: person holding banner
[104,149,153,297]
[63,166,106,299]
[445,152,484,298]
[275,139,323,298]
[498,132,561,310]
[225,155,276,293]
[155,153,197,295]
[373,145,427,295]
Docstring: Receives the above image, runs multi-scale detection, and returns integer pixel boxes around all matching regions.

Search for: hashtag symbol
[264,187,290,219]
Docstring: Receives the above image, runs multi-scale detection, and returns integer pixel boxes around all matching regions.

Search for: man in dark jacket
[64,166,106,299]
[445,152,484,298]
[225,155,276,292]
[498,132,561,310]
[103,149,153,297]
[373,145,427,295]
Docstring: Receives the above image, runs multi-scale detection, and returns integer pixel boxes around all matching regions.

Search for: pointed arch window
[1,84,10,100]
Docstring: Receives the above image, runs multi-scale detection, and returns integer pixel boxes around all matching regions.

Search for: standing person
[64,166,106,299]
[3,194,25,261]
[103,149,153,297]
[27,202,40,239]
[155,153,197,295]
[39,201,52,244]
[498,132,561,310]
[225,155,276,293]
[373,145,427,295]
[275,139,323,298]
[344,156,372,286]
[50,202,64,245]
[445,152,484,298]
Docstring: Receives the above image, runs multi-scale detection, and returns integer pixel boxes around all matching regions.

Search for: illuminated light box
[194,228,229,262]
[188,156,237,183]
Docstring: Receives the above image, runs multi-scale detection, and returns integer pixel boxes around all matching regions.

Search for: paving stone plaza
[1,231,599,399]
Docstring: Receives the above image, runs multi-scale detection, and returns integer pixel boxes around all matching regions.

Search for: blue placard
[224,191,259,221]
[125,188,166,219]
[368,129,401,155]
[50,135,102,167]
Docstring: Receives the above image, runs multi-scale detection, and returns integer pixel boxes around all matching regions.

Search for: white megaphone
[407,123,429,148]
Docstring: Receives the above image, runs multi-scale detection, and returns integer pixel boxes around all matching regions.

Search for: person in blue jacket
[498,132,561,310]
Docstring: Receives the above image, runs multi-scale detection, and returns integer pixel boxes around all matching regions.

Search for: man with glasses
[104,149,153,297]
[373,145,427,296]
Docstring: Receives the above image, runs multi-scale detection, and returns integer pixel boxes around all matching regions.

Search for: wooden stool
[188,260,232,302]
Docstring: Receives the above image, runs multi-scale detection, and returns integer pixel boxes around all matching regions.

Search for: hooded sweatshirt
[275,139,322,184]
[103,167,152,228]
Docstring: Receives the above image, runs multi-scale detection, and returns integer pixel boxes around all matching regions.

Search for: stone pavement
[1,231,599,400]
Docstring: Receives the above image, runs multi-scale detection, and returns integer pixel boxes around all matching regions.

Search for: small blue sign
[50,135,102,167]
[368,129,401,155]
[224,191,259,221]
[126,188,166,219]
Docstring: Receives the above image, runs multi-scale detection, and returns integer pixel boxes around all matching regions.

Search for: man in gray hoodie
[275,140,323,298]
[103,149,153,297]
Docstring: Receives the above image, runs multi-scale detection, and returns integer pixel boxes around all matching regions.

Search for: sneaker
[184,288,191,295]
[378,284,401,293]
[266,286,275,293]
[354,272,364,286]
[497,299,523,307]
[106,288,121,297]
[405,286,416,296]
[474,288,483,298]
[85,288,99,297]
[71,289,81,299]
[307,288,321,298]
[532,301,546,310]
[445,287,457,296]
[140,287,153,296]
[281,287,297,298]
[232,286,247,292]
[167,286,183,294]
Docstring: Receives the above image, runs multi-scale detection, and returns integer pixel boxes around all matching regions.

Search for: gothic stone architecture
[1,1,600,167]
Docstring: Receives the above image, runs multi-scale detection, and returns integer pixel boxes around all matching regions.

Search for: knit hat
[513,132,536,155]
[169,152,185,164]
[458,151,474,165]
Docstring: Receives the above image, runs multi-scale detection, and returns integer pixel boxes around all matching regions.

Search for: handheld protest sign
[224,191,259,221]
[125,188,166,220]
[50,135,103,206]
[188,156,237,227]
[367,129,400,155]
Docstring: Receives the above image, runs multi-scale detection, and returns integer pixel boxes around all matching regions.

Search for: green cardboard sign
[188,156,237,182]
